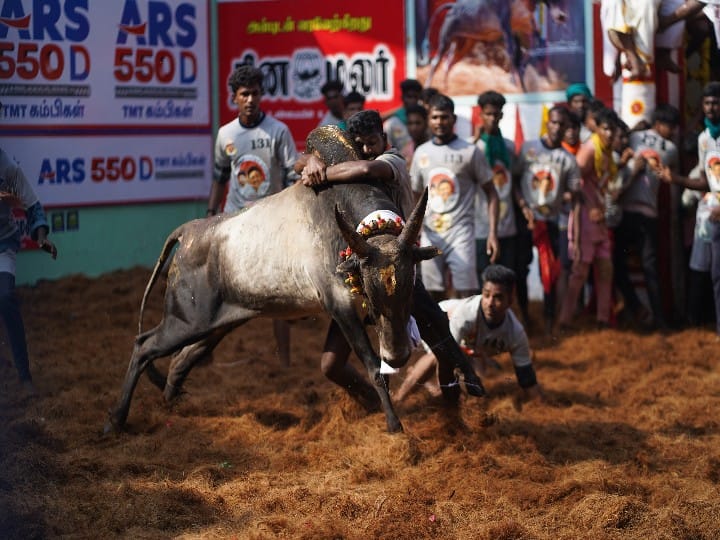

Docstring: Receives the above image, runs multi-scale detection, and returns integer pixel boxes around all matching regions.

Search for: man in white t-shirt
[300,110,486,409]
[394,264,543,404]
[660,82,720,334]
[410,93,499,301]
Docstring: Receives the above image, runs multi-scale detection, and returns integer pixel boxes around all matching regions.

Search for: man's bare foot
[623,52,650,80]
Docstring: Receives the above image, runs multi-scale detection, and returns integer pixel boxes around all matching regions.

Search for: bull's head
[335,189,439,367]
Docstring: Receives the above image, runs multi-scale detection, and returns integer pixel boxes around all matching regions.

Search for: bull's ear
[337,257,360,274]
[413,245,441,262]
[399,188,428,246]
[335,205,372,258]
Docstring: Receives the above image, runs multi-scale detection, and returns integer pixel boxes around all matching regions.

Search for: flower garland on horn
[339,211,405,303]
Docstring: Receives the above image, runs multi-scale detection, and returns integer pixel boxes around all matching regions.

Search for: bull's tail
[138,225,184,334]
[419,2,453,66]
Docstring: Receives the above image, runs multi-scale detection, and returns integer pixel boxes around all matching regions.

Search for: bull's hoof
[462,371,486,397]
[163,384,185,403]
[103,410,126,435]
[103,418,121,435]
[386,420,404,433]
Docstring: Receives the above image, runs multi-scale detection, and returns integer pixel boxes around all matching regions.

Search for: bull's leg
[426,35,451,89]
[105,312,232,432]
[441,40,457,88]
[444,38,474,87]
[105,337,163,433]
[163,329,229,402]
[411,280,486,400]
[329,307,403,433]
[320,320,381,413]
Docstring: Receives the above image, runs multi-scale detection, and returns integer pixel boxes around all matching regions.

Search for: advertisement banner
[413,0,587,98]
[2,134,212,207]
[0,0,210,129]
[216,0,406,148]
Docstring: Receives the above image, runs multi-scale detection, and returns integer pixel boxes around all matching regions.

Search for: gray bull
[105,130,440,434]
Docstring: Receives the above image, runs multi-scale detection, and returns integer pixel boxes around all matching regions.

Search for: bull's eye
[379,265,396,296]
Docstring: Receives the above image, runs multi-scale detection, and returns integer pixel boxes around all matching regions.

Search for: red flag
[513,105,525,154]
[533,221,561,294]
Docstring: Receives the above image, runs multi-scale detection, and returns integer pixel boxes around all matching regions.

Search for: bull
[105,127,449,434]
[420,0,568,91]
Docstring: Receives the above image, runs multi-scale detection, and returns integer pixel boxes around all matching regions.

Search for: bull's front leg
[330,307,403,434]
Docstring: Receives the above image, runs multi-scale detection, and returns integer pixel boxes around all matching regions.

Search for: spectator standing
[515,106,582,333]
[473,91,518,281]
[659,82,720,335]
[558,108,619,329]
[614,104,680,329]
[338,91,366,130]
[0,147,57,394]
[318,80,345,127]
[566,83,594,142]
[410,94,499,301]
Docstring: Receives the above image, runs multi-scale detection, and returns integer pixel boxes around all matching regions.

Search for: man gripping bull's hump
[106,123,452,434]
[299,110,487,405]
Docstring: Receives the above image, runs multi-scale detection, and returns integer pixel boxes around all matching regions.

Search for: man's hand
[588,207,605,223]
[631,153,647,177]
[656,164,673,184]
[521,206,535,230]
[301,154,327,186]
[486,234,500,263]
[619,147,634,167]
[38,238,57,259]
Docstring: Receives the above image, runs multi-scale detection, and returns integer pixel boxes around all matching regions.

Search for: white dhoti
[601,0,662,77]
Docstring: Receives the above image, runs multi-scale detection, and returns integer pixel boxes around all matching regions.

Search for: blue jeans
[0,272,31,381]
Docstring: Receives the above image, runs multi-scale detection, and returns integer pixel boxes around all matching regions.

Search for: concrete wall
[16,201,205,286]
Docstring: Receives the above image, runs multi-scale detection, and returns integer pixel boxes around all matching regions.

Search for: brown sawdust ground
[1,266,719,539]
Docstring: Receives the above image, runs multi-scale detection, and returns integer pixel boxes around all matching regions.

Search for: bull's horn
[335,205,372,258]
[398,188,428,246]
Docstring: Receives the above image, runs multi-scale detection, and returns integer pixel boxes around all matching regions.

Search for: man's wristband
[206,208,217,216]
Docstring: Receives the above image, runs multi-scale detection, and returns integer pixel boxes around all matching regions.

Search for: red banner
[217,1,406,150]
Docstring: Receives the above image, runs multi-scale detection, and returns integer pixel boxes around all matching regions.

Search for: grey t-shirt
[622,128,678,217]
[474,137,517,239]
[440,297,532,369]
[213,114,298,212]
[376,148,414,219]
[410,136,491,243]
[516,139,581,222]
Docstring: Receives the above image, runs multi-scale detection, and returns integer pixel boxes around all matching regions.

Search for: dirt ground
[1,267,720,539]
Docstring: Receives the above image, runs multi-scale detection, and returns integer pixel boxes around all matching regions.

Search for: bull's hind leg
[105,321,217,433]
[163,329,230,402]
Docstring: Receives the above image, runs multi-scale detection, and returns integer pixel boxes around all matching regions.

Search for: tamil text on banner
[216,0,406,149]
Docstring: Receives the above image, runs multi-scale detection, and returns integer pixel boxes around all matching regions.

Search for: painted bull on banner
[105,127,466,434]
[420,0,568,91]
